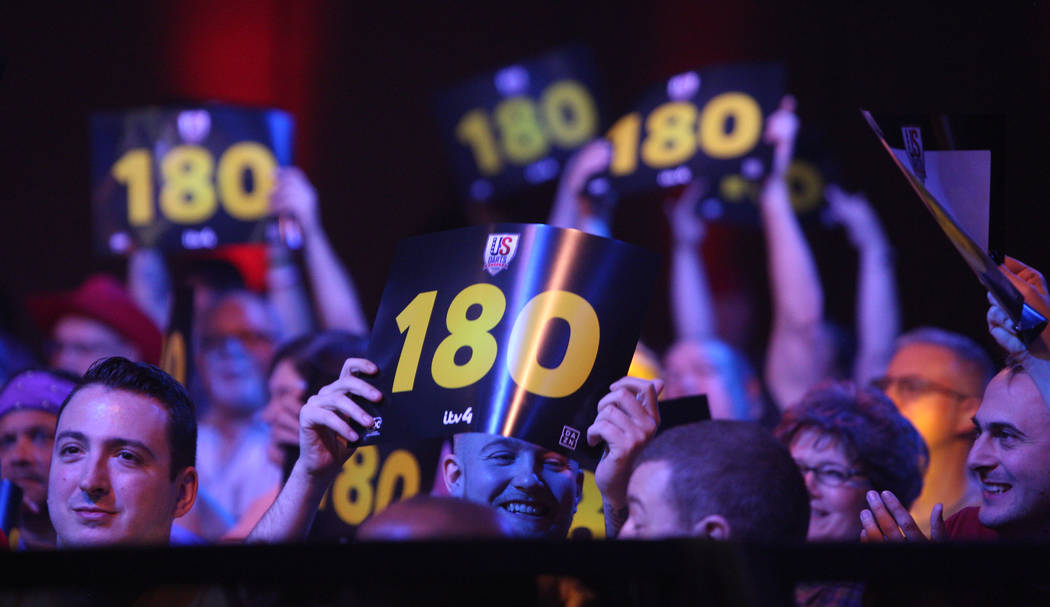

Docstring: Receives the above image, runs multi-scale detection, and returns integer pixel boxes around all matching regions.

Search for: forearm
[267,261,314,341]
[127,248,172,330]
[246,461,333,543]
[670,242,716,341]
[303,229,369,335]
[761,179,824,329]
[602,500,629,539]
[854,242,899,385]
[549,184,581,230]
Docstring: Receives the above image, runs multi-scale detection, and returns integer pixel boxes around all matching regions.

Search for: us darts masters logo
[483,233,520,276]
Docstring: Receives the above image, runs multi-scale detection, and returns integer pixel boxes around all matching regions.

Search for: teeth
[983,483,1010,494]
[503,502,542,515]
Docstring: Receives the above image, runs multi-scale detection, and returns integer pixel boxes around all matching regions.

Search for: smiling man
[47,357,198,547]
[248,362,661,542]
[861,363,1050,541]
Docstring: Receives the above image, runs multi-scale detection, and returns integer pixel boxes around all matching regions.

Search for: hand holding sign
[986,258,1050,408]
[587,376,663,532]
[296,358,381,481]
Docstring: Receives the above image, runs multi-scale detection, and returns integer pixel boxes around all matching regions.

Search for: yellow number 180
[111,143,277,227]
[392,284,600,399]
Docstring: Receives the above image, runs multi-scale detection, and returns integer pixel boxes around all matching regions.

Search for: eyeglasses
[199,331,274,354]
[795,463,866,488]
[870,375,971,402]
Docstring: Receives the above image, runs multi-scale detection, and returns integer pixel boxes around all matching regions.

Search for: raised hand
[296,358,382,481]
[270,167,321,236]
[859,490,945,542]
[587,376,663,534]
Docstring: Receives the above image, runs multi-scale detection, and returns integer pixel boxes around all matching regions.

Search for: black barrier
[3,541,1049,606]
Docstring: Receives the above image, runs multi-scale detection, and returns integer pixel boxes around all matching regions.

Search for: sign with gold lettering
[363,224,657,466]
[435,47,603,203]
[90,105,293,254]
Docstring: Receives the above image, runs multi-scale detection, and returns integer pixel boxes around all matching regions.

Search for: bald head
[357,496,512,541]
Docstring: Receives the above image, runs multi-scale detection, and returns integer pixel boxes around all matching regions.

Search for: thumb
[930,503,946,542]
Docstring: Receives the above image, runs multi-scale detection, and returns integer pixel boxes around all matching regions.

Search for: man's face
[47,385,196,547]
[0,410,57,509]
[51,315,139,376]
[968,370,1050,537]
[882,343,978,450]
[444,434,581,539]
[662,341,736,418]
[620,460,689,539]
[196,295,274,413]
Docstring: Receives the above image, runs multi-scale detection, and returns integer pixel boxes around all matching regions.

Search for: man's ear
[442,453,465,497]
[955,396,982,436]
[692,514,731,541]
[173,467,198,518]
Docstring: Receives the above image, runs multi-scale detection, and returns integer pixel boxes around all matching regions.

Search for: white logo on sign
[667,71,700,100]
[364,417,382,439]
[559,426,581,450]
[177,110,211,144]
[902,126,926,180]
[442,406,473,426]
[483,233,520,276]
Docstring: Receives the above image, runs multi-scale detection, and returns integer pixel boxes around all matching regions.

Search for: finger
[880,490,925,541]
[308,393,375,428]
[859,509,884,542]
[779,95,797,112]
[302,407,359,444]
[596,403,649,446]
[987,305,1013,330]
[587,417,628,448]
[930,503,947,542]
[600,388,657,431]
[317,375,383,402]
[866,490,904,541]
[340,357,378,378]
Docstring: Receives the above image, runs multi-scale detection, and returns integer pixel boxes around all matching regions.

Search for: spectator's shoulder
[944,506,999,541]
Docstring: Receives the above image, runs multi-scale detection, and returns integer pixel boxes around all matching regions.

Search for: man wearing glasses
[870,327,994,534]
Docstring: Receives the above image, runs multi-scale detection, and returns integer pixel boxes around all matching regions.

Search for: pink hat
[28,274,163,365]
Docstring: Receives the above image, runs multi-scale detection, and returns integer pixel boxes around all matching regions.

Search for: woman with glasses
[775,381,928,542]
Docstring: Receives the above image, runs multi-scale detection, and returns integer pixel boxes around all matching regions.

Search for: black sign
[363,224,658,467]
[434,47,603,203]
[589,62,784,198]
[90,105,294,254]
[862,110,1046,344]
[696,129,837,226]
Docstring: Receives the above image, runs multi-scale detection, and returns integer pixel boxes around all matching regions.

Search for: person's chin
[496,509,561,539]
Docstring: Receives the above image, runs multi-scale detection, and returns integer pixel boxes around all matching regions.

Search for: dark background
[2,1,1047,363]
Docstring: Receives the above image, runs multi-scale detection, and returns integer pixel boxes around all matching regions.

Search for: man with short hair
[873,327,994,532]
[30,275,164,376]
[194,291,281,524]
[861,362,1050,541]
[618,421,810,542]
[47,357,197,546]
[248,361,661,542]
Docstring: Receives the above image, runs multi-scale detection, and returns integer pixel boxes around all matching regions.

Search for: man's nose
[510,456,543,489]
[10,435,35,463]
[967,433,995,473]
[78,454,111,500]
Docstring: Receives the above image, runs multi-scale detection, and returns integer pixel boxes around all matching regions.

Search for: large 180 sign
[435,47,603,204]
[90,105,293,254]
[363,224,657,464]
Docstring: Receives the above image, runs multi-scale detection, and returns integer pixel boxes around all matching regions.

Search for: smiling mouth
[982,481,1012,496]
[499,501,551,518]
